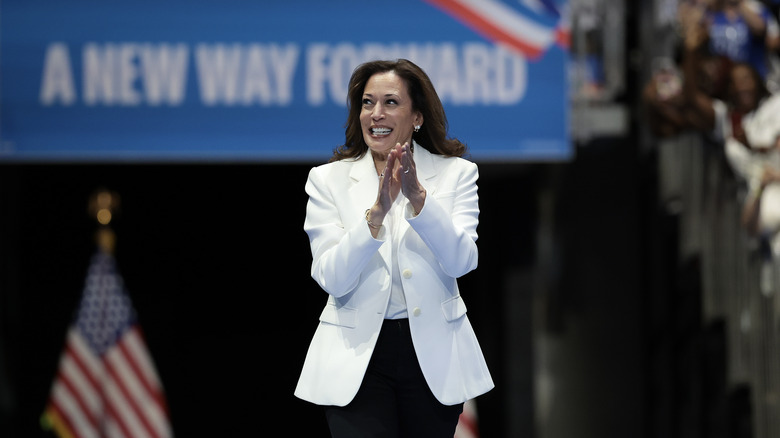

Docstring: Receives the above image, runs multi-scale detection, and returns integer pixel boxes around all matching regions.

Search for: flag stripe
[457,0,556,44]
[454,399,479,438]
[122,328,167,410]
[119,341,170,433]
[68,329,104,387]
[457,413,479,436]
[105,360,156,438]
[105,416,126,438]
[108,340,169,437]
[103,391,134,438]
[51,383,99,438]
[56,367,99,431]
[426,0,555,58]
[61,353,102,421]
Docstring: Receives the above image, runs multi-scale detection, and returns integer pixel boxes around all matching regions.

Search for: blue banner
[0,0,571,163]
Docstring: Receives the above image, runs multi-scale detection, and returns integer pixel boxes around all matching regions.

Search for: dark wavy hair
[329,59,468,162]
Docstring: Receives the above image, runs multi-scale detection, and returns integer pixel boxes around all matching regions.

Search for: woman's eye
[362,98,373,105]
[386,99,397,105]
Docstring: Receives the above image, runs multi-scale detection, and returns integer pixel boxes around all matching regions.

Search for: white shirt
[385,193,409,319]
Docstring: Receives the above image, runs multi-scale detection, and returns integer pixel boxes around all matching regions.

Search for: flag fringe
[41,405,76,438]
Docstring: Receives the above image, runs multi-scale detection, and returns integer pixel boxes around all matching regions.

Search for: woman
[294,59,494,437]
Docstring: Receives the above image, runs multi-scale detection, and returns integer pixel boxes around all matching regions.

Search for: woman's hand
[397,142,426,215]
[379,146,402,210]
[366,145,401,234]
[366,142,427,235]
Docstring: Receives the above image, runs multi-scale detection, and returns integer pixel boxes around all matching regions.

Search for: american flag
[454,398,480,438]
[41,250,173,438]
[426,0,570,59]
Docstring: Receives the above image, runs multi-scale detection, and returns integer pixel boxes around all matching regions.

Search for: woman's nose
[371,104,384,120]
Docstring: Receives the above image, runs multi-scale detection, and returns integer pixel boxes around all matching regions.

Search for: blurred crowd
[643,0,780,279]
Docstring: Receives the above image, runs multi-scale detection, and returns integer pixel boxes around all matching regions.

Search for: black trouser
[324,319,463,438]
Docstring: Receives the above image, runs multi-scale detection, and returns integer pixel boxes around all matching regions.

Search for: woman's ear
[415,112,423,129]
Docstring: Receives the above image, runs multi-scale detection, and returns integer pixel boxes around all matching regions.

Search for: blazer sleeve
[407,159,479,278]
[304,165,384,298]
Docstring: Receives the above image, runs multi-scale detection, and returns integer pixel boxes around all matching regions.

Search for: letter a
[40,43,77,106]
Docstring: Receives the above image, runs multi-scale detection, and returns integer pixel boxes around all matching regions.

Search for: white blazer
[294,144,494,407]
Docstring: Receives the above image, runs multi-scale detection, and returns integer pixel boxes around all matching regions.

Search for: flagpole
[88,189,119,255]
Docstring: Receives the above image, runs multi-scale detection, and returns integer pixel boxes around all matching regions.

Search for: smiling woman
[335,59,468,162]
[294,59,493,438]
[359,70,422,175]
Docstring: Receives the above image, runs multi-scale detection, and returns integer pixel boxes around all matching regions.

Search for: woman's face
[360,71,422,158]
[730,65,759,112]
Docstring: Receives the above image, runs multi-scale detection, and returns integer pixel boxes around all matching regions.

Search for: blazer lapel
[348,152,380,216]
[347,153,395,273]
[394,145,439,247]
[413,143,438,195]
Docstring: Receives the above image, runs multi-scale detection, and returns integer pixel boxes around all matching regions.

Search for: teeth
[372,128,391,135]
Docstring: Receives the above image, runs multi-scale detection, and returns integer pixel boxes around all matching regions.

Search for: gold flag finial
[88,188,120,254]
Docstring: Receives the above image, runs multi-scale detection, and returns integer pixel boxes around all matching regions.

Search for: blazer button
[402,269,412,279]
[412,307,421,317]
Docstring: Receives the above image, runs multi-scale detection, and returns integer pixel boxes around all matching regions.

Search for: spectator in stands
[642,56,688,138]
[642,58,689,138]
[705,0,780,78]
[737,91,780,240]
[683,5,780,256]
[640,2,735,138]
[681,1,769,142]
[641,47,731,138]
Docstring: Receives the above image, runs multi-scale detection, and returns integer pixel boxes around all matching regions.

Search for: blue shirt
[708,3,774,76]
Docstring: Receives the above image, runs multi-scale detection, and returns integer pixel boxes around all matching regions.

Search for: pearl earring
[414,125,421,133]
